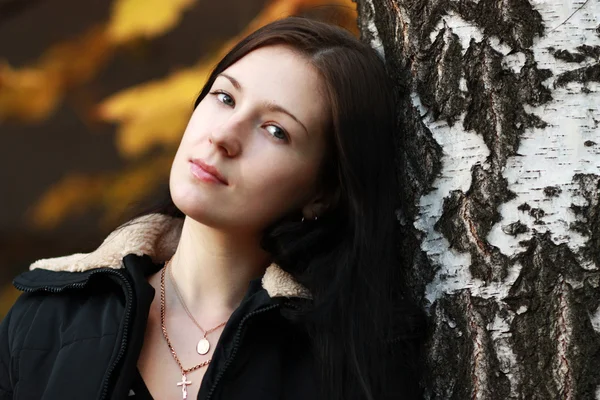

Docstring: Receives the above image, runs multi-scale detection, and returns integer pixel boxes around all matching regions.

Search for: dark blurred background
[0,0,357,315]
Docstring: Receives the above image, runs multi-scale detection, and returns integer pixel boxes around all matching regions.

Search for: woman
[0,16,423,400]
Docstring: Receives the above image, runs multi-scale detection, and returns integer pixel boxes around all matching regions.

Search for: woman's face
[170,44,330,233]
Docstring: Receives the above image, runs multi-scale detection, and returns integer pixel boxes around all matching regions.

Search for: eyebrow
[218,73,308,135]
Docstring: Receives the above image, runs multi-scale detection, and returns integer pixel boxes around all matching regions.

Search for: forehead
[219,45,329,133]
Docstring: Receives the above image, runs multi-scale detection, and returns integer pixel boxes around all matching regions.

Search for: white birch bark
[355,0,600,398]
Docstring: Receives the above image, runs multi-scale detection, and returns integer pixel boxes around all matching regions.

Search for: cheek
[245,155,320,209]
[180,108,208,144]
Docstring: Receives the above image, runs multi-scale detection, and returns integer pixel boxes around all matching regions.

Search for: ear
[301,186,340,220]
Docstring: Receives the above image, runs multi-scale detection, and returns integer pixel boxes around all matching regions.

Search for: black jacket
[0,253,319,400]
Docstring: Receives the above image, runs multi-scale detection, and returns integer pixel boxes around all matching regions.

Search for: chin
[172,191,204,216]
[169,177,201,207]
[171,190,222,227]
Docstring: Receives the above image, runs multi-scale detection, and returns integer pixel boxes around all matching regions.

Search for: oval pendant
[197,338,210,355]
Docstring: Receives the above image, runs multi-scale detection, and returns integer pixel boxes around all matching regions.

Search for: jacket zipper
[14,268,135,400]
[204,303,280,400]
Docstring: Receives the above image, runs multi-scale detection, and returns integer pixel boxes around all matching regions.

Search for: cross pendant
[177,374,192,399]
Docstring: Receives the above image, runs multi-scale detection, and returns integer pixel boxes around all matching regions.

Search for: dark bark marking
[502,221,529,236]
[452,0,544,49]
[436,165,514,280]
[552,45,600,63]
[463,41,517,166]
[356,0,379,53]
[507,233,600,399]
[529,207,545,221]
[402,0,451,47]
[427,293,510,400]
[517,202,531,212]
[517,53,553,107]
[584,140,596,147]
[553,49,588,63]
[466,295,486,400]
[570,174,600,269]
[400,236,438,303]
[555,276,574,398]
[552,44,600,90]
[555,63,600,88]
[418,27,465,125]
[356,0,442,304]
[543,186,562,197]
[427,297,472,399]
[463,43,551,166]
[356,0,444,209]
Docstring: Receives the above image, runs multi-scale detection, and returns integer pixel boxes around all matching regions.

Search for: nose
[208,116,246,157]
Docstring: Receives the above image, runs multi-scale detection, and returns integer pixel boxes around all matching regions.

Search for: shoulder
[3,212,179,331]
[5,253,159,350]
[9,252,159,310]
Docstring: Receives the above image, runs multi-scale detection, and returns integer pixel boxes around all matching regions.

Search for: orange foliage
[27,154,172,230]
[107,0,197,43]
[27,173,112,230]
[0,0,197,123]
[0,27,110,122]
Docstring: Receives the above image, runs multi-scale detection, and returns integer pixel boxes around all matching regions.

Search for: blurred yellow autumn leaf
[27,173,112,230]
[98,0,358,158]
[107,0,196,44]
[0,0,196,123]
[0,62,61,121]
[0,27,110,122]
[98,69,202,157]
[27,154,172,230]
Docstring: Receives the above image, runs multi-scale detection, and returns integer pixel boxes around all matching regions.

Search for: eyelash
[209,90,289,142]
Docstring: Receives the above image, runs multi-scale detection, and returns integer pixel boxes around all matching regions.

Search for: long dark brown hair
[128,16,424,400]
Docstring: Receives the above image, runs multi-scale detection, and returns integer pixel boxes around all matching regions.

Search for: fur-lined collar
[29,213,311,299]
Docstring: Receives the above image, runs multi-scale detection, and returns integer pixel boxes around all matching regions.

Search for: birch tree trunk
[354,0,600,398]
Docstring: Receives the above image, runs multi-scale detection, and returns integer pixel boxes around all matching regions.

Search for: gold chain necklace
[166,258,228,355]
[160,265,211,400]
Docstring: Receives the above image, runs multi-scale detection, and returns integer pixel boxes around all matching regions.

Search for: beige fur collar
[29,213,311,299]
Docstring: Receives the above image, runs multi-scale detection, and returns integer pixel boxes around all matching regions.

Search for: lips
[189,158,228,185]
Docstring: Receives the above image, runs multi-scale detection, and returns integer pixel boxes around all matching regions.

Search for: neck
[166,216,271,321]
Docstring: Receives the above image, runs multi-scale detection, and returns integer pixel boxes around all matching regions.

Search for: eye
[265,125,288,141]
[211,91,235,107]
